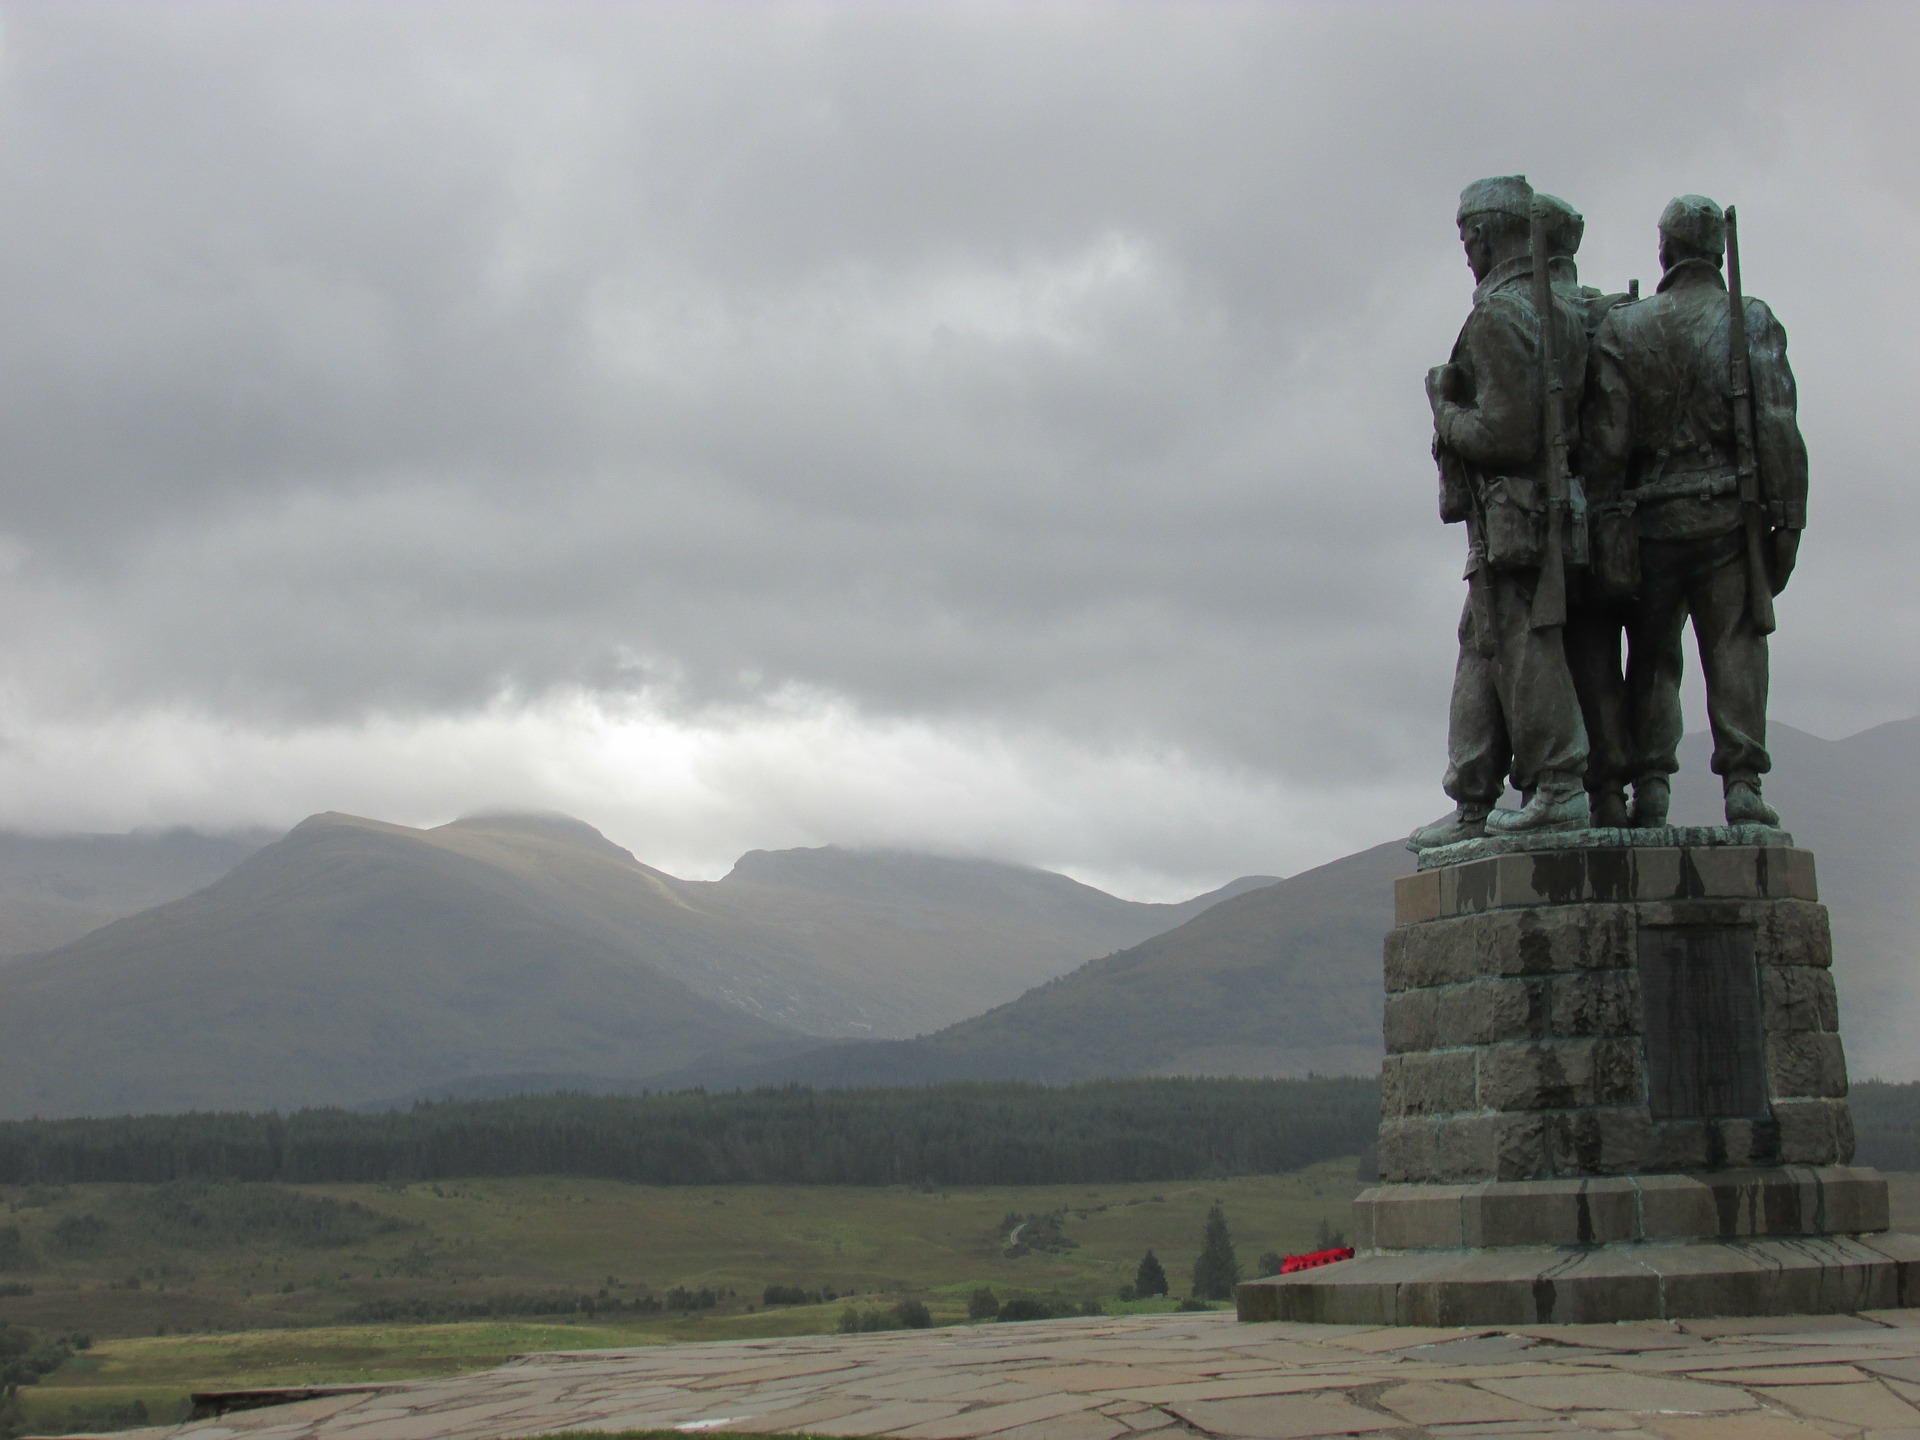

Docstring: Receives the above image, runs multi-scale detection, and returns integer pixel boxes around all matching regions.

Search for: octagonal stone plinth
[1238,831,1916,1326]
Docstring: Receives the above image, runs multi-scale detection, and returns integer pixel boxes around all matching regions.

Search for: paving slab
[123,1309,1920,1440]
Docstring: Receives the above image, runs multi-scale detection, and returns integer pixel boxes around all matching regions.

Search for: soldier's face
[1459,219,1494,283]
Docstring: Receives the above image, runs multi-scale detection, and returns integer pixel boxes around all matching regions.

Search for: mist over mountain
[3,713,1915,1119]
[0,827,274,959]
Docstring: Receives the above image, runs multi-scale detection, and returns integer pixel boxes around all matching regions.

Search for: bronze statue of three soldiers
[1412,175,1808,850]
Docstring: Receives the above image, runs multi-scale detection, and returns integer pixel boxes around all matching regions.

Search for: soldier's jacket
[1434,254,1589,487]
[1579,256,1807,541]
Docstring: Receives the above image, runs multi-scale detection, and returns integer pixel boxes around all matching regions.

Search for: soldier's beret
[1538,194,1584,256]
[1659,194,1726,258]
[1457,175,1533,225]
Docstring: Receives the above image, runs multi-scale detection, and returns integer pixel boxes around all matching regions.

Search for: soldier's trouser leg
[1684,531,1771,780]
[1626,539,1694,781]
[1443,595,1509,807]
[1565,600,1632,793]
[1489,568,1588,794]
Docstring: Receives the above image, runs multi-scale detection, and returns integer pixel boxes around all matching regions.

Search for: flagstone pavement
[146,1309,1920,1440]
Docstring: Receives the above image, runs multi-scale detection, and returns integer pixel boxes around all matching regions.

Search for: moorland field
[0,1164,1362,1434]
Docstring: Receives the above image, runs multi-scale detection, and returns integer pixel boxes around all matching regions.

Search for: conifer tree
[1191,1203,1240,1300]
[1133,1248,1168,1297]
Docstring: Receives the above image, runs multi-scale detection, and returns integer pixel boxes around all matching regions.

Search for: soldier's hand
[1770,528,1801,595]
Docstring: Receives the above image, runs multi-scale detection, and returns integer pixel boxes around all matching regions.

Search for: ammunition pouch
[1480,475,1589,572]
[1438,454,1473,525]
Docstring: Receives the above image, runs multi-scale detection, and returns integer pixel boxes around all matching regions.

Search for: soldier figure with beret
[1580,194,1808,827]
[1540,192,1638,827]
[1412,175,1593,849]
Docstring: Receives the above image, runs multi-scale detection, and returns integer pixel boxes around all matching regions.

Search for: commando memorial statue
[1241,177,1919,1325]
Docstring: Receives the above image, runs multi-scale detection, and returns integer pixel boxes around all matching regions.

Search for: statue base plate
[1413,823,1792,870]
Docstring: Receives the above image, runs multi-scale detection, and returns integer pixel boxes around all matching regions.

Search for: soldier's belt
[1630,469,1739,505]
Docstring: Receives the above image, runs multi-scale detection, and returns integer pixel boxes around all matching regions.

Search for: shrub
[50,1214,108,1254]
[892,1299,932,1329]
[1190,1204,1239,1301]
[762,1284,819,1306]
[1133,1248,1168,1297]
[1255,1251,1284,1279]
[966,1287,1000,1321]
[0,1229,26,1273]
[996,1296,1080,1322]
[1177,1298,1214,1312]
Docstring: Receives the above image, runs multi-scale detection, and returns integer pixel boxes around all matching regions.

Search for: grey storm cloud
[0,1,1911,886]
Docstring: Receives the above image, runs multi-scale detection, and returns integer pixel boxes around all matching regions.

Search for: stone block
[1458,1178,1638,1247]
[1379,1054,1404,1117]
[1431,977,1540,1047]
[1547,1106,1651,1175]
[1433,1114,1498,1180]
[1548,970,1638,1037]
[1635,1173,1719,1239]
[1386,905,1635,993]
[1353,1184,1470,1250]
[1637,898,1755,928]
[1507,850,1590,906]
[1492,1113,1551,1181]
[1477,1038,1640,1112]
[1709,1116,1781,1168]
[1768,1031,1849,1099]
[1398,1049,1477,1115]
[1687,846,1764,899]
[1394,869,1442,925]
[1378,1118,1438,1183]
[1784,846,1819,901]
[1775,1097,1849,1165]
[1753,898,1833,969]
[1761,965,1840,1034]
[1819,1167,1892,1233]
[1633,847,1684,900]
[1648,1118,1713,1171]
[1584,847,1634,902]
[1382,989,1437,1055]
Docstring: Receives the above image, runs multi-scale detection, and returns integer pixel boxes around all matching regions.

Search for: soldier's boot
[1484,774,1591,835]
[1629,776,1670,828]
[1407,801,1491,852]
[1724,773,1780,827]
[1589,786,1630,829]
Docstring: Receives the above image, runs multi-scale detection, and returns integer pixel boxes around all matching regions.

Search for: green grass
[0,1164,1359,1433]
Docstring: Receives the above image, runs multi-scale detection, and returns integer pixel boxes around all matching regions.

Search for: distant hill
[1668,718,1920,1081]
[0,813,813,1116]
[0,827,272,958]
[686,841,1405,1089]
[0,812,1273,1116]
[678,717,1920,1091]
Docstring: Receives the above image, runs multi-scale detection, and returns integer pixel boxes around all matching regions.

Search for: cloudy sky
[0,1,1908,896]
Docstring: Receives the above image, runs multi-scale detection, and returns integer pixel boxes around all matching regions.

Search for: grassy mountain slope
[0,812,1276,1115]
[697,841,1406,1087]
[0,814,806,1117]
[416,815,1275,1039]
[0,827,272,958]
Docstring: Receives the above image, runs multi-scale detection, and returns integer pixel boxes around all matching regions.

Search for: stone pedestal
[1239,830,1920,1325]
